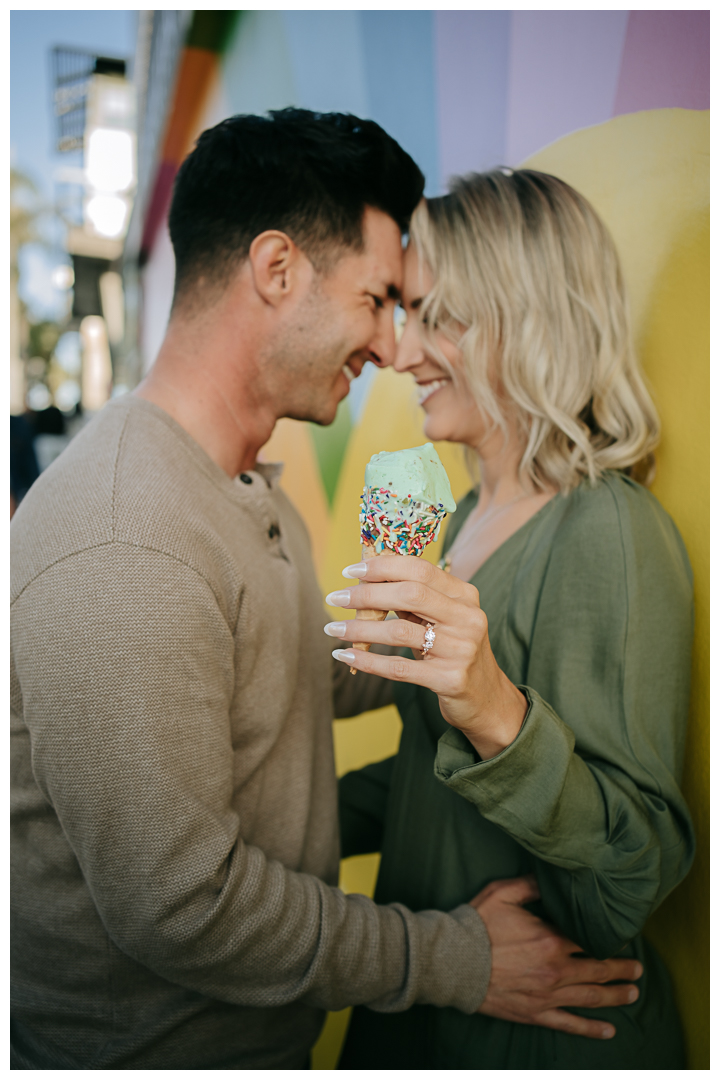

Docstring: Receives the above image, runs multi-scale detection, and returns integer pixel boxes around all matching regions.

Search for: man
[11,109,641,1069]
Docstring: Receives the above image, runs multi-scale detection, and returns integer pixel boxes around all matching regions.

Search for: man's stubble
[263,282,354,427]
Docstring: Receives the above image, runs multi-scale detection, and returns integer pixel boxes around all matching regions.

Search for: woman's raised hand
[325,551,528,760]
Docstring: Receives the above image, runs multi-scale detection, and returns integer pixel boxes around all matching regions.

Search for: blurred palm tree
[11,169,43,268]
[10,169,44,411]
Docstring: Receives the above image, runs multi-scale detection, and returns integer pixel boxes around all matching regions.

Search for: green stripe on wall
[187,10,242,54]
[309,396,353,508]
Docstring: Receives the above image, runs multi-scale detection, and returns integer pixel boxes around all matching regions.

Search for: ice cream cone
[350,543,387,674]
[348,445,456,674]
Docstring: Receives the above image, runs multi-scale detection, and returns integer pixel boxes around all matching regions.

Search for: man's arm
[12,543,488,1016]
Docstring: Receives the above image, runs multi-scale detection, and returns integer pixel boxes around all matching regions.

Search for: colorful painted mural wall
[134,10,709,1069]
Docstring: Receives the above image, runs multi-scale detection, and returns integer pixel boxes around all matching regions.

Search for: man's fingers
[585,957,644,984]
[551,980,640,1010]
[554,955,643,988]
[472,874,540,908]
[533,1009,616,1041]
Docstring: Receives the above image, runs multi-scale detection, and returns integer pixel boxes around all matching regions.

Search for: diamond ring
[421,622,436,658]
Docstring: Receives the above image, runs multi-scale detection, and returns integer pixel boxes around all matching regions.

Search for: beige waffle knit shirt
[11,395,491,1070]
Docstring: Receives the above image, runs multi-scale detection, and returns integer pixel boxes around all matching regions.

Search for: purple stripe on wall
[506,10,629,166]
[435,11,511,188]
[613,10,710,116]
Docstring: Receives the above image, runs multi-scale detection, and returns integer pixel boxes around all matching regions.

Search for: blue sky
[11,11,137,320]
[11,10,137,198]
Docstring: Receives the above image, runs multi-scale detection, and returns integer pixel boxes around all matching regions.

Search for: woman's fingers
[325,615,472,660]
[330,645,463,695]
[343,550,478,605]
[326,579,485,634]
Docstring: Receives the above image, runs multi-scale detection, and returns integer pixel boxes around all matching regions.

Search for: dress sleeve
[333,642,395,717]
[13,544,490,1015]
[435,478,696,959]
[339,756,396,857]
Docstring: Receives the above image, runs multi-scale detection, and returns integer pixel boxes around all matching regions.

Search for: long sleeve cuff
[366,902,492,1015]
[433,686,598,866]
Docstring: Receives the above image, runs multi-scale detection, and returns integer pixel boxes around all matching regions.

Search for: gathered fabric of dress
[336,475,695,1070]
[10,396,492,1071]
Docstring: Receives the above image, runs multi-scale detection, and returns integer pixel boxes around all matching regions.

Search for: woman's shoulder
[553,471,692,584]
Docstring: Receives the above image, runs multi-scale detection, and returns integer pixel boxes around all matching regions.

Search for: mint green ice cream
[364,443,456,512]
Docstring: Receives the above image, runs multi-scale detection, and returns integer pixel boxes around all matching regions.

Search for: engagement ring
[421,622,436,657]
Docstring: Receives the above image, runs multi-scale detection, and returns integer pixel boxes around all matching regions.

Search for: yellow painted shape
[526,109,709,343]
[525,109,709,1069]
[259,417,330,578]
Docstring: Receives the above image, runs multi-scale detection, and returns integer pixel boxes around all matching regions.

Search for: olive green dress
[338,472,695,1070]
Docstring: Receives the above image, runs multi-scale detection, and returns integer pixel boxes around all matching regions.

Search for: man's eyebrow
[385,284,401,301]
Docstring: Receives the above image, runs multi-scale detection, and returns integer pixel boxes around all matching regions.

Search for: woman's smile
[416,376,451,407]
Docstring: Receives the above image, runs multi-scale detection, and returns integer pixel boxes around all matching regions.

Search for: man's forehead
[358,206,404,288]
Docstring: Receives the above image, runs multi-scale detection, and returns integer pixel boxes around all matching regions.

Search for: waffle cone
[350,543,387,673]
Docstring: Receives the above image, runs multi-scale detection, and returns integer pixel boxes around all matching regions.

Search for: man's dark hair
[168,107,425,306]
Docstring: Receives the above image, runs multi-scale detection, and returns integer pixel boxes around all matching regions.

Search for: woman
[325,170,694,1069]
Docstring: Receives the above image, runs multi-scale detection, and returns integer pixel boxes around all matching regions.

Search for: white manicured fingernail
[326,590,351,607]
[601,1026,614,1039]
[324,622,347,637]
[332,649,355,663]
[342,562,367,579]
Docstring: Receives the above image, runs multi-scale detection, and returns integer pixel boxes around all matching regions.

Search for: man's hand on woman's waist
[471,874,641,1039]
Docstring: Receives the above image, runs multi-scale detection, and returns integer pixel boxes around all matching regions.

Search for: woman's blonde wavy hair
[410,169,659,494]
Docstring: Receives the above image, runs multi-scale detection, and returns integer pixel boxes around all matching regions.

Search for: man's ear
[248,230,310,307]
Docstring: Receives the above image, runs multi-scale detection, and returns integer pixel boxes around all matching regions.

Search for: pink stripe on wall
[613,10,710,116]
[506,10,629,166]
[140,161,178,263]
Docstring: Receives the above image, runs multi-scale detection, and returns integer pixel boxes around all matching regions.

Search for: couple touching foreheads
[11,108,693,1070]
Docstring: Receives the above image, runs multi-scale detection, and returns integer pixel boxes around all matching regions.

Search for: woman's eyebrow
[410,297,424,310]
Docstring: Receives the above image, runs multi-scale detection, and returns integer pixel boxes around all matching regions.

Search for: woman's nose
[394,322,425,373]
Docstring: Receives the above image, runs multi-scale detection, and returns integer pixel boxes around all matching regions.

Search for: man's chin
[284,401,340,427]
[285,382,348,426]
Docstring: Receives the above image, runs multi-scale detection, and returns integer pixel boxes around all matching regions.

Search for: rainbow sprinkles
[359,487,450,555]
[358,444,457,556]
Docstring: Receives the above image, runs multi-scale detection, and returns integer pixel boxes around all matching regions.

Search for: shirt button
[239,473,253,485]
[268,524,280,539]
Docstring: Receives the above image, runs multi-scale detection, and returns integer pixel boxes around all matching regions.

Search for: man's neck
[134,314,278,478]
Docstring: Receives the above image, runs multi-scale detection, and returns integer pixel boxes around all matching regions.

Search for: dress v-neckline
[451,489,562,588]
